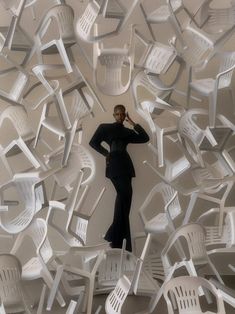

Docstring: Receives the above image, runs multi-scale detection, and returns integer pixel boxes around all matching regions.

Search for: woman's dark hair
[114,104,126,112]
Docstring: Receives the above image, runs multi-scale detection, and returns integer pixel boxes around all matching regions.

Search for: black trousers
[104,176,133,252]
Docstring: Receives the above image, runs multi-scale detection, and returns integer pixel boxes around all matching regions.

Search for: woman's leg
[105,176,133,251]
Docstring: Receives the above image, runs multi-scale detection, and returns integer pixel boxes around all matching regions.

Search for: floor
[24,276,235,313]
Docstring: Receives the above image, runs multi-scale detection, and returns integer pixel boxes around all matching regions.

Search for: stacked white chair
[0,253,32,313]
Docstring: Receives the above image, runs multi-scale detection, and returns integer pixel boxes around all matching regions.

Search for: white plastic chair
[139,0,184,42]
[47,171,105,247]
[146,147,234,235]
[187,52,235,127]
[75,0,140,42]
[93,23,135,95]
[133,29,178,75]
[206,1,235,33]
[161,223,224,284]
[33,3,76,73]
[0,55,30,106]
[132,71,183,167]
[97,240,137,294]
[46,243,109,314]
[0,105,34,157]
[0,169,53,234]
[10,218,66,308]
[0,0,27,50]
[33,86,84,167]
[0,254,32,313]
[138,182,182,235]
[44,143,96,198]
[0,136,41,177]
[98,235,161,306]
[197,207,235,252]
[105,275,131,314]
[177,108,227,168]
[163,276,226,314]
[146,142,191,183]
[33,77,94,166]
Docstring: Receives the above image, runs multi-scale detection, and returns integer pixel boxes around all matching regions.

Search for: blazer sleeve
[128,124,150,143]
[89,124,109,157]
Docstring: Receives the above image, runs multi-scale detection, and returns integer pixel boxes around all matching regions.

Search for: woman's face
[113,108,126,124]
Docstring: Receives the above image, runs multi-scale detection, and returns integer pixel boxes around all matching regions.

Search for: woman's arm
[89,124,109,157]
[126,112,150,143]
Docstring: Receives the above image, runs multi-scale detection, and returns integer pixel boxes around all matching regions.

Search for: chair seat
[41,41,76,55]
[147,1,181,22]
[190,78,215,95]
[98,250,136,288]
[147,6,170,22]
[145,213,168,234]
[128,269,160,296]
[0,26,33,51]
[22,257,42,280]
[42,116,65,137]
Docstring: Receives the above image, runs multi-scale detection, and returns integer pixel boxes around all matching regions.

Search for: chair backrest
[177,108,219,166]
[171,223,208,265]
[0,172,46,234]
[13,174,45,212]
[208,1,235,29]
[52,143,96,188]
[139,182,181,227]
[180,26,214,69]
[0,0,26,15]
[134,30,177,75]
[217,52,235,89]
[0,254,26,312]
[13,218,53,263]
[132,71,172,117]
[0,105,34,142]
[105,275,131,314]
[50,4,75,41]
[76,0,136,43]
[93,24,134,95]
[163,276,225,314]
[76,0,101,42]
[67,89,94,124]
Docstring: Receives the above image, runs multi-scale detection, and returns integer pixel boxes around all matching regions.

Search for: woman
[89,104,149,251]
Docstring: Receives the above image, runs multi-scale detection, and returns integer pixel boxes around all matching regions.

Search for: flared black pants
[104,176,133,251]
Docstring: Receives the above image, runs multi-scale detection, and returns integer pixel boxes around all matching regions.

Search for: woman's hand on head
[125,112,136,127]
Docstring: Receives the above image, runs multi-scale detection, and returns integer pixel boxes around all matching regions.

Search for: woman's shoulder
[97,123,114,129]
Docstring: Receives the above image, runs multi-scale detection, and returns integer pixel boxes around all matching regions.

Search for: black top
[89,122,149,178]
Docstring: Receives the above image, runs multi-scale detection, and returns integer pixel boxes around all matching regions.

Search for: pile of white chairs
[0,0,235,313]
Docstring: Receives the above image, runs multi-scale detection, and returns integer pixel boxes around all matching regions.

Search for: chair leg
[55,39,73,73]
[229,87,235,114]
[183,192,198,225]
[34,124,43,149]
[41,268,66,308]
[139,3,156,41]
[208,260,224,284]
[62,121,77,167]
[37,284,47,314]
[186,85,192,108]
[156,129,164,168]
[208,92,216,128]
[85,279,95,314]
[46,265,64,311]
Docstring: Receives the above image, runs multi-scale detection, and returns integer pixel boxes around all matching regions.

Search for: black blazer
[89,122,149,178]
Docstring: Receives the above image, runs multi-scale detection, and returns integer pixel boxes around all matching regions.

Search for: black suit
[89,122,149,251]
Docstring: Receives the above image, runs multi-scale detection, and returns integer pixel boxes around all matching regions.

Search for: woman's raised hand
[125,112,136,127]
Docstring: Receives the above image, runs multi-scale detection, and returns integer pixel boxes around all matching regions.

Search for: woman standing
[89,104,149,251]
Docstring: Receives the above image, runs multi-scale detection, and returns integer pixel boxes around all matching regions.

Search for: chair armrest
[164,191,178,231]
